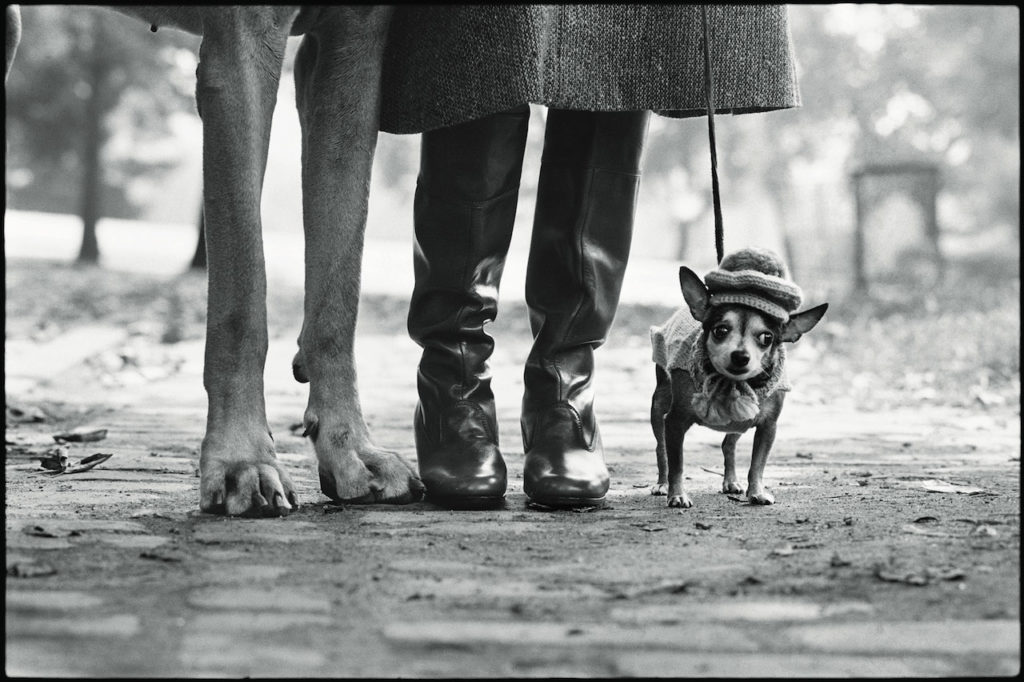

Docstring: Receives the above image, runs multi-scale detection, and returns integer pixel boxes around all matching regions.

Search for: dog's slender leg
[195,9,298,516]
[721,433,743,494]
[665,368,697,507]
[747,421,777,504]
[664,409,693,508]
[665,370,695,507]
[650,365,671,496]
[292,7,423,504]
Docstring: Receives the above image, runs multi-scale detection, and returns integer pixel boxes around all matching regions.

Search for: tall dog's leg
[650,365,671,496]
[195,9,297,516]
[747,421,777,504]
[292,7,423,504]
[721,432,743,494]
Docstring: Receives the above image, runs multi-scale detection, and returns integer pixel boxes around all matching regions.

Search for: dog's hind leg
[292,7,423,504]
[721,433,743,494]
[650,365,671,496]
[194,8,300,516]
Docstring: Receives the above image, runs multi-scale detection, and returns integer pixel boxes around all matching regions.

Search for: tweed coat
[379,4,800,134]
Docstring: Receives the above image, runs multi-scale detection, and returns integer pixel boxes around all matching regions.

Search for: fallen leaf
[65,452,113,473]
[52,428,108,444]
[139,549,185,563]
[928,566,966,581]
[632,522,668,532]
[6,403,46,423]
[37,446,70,473]
[694,522,712,531]
[875,567,929,586]
[22,525,81,538]
[874,563,966,586]
[830,553,852,568]
[920,479,988,495]
[614,580,698,600]
[901,524,951,537]
[7,560,58,578]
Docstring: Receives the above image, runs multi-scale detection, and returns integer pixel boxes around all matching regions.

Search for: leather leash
[701,6,724,264]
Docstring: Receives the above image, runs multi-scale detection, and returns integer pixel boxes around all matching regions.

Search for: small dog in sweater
[649,248,828,507]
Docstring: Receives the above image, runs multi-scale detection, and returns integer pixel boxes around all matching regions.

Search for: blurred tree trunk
[76,13,107,264]
[190,201,207,270]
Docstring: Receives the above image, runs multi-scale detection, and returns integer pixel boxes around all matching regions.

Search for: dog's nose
[731,350,749,367]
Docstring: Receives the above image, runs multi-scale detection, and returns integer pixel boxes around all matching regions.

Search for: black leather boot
[521,109,650,508]
[408,105,530,507]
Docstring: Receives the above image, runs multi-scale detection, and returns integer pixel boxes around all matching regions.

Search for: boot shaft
[523,109,650,413]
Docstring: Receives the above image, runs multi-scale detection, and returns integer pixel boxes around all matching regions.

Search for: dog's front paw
[667,492,693,508]
[200,433,298,517]
[651,482,669,496]
[747,486,775,505]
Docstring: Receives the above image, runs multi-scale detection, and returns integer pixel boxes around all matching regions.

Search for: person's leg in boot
[521,108,650,508]
[408,104,530,507]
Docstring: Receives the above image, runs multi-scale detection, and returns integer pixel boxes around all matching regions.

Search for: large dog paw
[651,482,668,496]
[307,416,424,504]
[747,485,775,505]
[200,434,298,516]
[667,492,693,508]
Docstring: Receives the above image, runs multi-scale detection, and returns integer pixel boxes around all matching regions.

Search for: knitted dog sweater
[650,307,790,429]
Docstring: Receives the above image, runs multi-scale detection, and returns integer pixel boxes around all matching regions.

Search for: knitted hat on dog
[704,247,803,322]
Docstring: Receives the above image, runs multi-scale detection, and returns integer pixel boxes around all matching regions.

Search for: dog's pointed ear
[679,266,710,321]
[781,303,828,343]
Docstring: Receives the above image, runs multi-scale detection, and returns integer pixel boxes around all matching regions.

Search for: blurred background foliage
[5,6,198,261]
[5,4,1019,288]
[4,4,1020,409]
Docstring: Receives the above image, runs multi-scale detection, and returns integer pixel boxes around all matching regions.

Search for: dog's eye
[711,326,730,341]
[758,332,774,347]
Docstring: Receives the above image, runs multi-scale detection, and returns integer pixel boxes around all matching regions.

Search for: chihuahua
[649,249,827,507]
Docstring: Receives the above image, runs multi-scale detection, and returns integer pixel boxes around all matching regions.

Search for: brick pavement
[5,323,1021,677]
